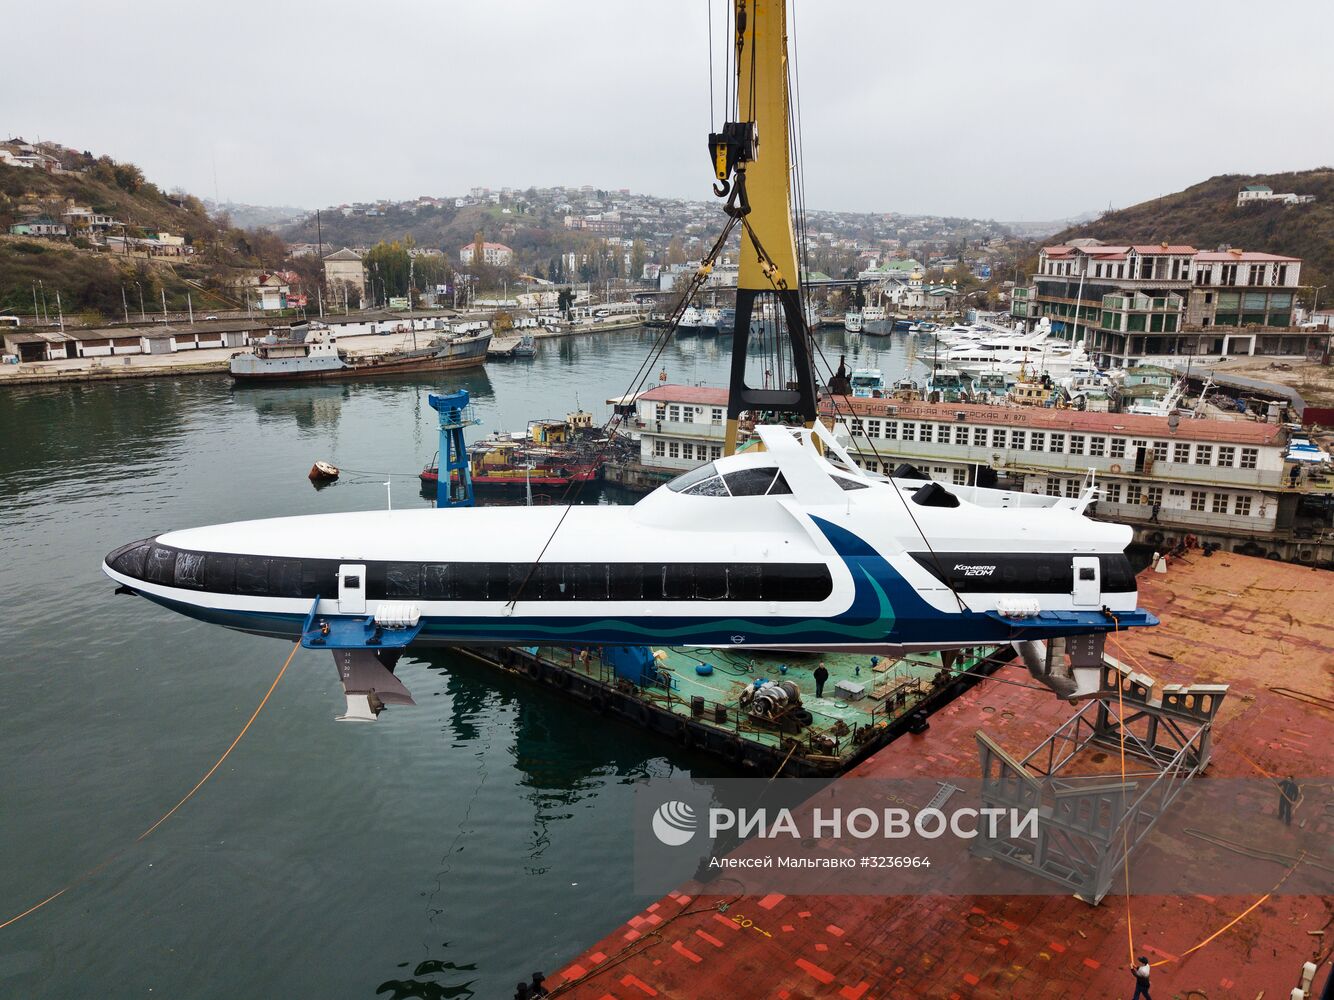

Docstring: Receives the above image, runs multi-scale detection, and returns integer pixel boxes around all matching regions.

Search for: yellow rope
[0,641,299,931]
[1107,631,1310,972]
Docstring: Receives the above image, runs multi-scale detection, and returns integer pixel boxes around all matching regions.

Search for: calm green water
[0,326,911,998]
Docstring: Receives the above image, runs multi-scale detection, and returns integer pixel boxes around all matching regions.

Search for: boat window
[203,553,236,592]
[912,482,960,508]
[144,545,177,585]
[608,562,644,600]
[567,562,609,600]
[174,551,207,589]
[385,562,420,598]
[831,475,870,491]
[269,558,303,598]
[506,564,536,602]
[302,559,339,599]
[663,564,695,599]
[235,556,271,594]
[125,545,836,604]
[421,563,453,600]
[682,476,730,497]
[723,467,779,496]
[1101,554,1135,592]
[726,563,763,600]
[767,472,793,495]
[108,540,152,578]
[695,564,729,600]
[666,463,720,492]
[761,563,833,602]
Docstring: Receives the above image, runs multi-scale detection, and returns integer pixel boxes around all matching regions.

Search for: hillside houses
[1237,184,1316,207]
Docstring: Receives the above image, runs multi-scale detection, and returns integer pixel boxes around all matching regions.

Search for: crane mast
[710,0,817,455]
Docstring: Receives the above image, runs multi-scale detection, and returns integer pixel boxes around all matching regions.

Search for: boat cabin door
[1071,556,1100,607]
[339,563,367,615]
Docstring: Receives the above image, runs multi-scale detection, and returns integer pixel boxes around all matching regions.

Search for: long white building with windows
[619,384,1333,564]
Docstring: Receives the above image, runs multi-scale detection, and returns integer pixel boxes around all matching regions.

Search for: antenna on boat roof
[384,478,392,512]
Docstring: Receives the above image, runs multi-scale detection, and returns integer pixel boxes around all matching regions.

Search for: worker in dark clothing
[813,662,829,698]
[1130,957,1152,999]
[1290,465,1301,487]
[1279,776,1300,825]
[1150,502,1161,523]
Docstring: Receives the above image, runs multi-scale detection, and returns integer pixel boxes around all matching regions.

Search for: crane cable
[0,641,299,932]
[504,213,742,609]
[735,212,967,614]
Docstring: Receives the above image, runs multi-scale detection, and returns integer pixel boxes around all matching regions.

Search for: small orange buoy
[309,461,340,482]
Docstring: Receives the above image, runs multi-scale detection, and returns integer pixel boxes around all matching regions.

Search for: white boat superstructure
[104,421,1153,659]
[849,368,885,398]
[844,311,863,333]
[678,306,713,335]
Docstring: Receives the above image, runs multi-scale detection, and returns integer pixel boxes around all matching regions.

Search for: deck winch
[740,679,813,729]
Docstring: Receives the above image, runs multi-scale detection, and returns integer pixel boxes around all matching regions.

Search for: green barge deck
[448,643,1008,777]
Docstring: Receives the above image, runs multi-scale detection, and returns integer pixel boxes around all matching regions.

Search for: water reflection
[377,949,480,1000]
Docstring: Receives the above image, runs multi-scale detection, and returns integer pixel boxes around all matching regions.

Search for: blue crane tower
[428,389,479,509]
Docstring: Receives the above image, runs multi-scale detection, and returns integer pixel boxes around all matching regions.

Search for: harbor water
[0,326,918,998]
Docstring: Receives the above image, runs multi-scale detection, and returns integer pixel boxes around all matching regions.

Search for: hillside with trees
[1049,168,1334,297]
[0,143,303,320]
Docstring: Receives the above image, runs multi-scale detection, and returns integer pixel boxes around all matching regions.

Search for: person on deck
[813,662,829,699]
[1279,775,1300,825]
[1130,957,1152,999]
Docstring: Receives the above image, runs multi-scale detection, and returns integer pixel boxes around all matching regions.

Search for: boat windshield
[667,463,721,492]
[667,463,793,497]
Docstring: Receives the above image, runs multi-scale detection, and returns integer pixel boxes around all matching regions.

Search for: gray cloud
[4,0,1332,220]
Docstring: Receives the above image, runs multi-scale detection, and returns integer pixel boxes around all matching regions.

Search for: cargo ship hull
[230,330,490,383]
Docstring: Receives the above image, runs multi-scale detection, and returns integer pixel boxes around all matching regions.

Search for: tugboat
[230,322,490,382]
[420,413,605,494]
[848,367,885,398]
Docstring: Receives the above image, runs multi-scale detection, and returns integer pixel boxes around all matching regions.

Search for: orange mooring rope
[0,642,299,932]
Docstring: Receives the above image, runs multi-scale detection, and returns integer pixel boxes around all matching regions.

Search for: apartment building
[1015,240,1313,366]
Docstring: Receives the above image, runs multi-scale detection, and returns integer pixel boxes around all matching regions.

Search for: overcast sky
[5,1,1333,221]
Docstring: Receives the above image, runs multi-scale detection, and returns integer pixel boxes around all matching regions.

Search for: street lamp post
[1312,285,1329,364]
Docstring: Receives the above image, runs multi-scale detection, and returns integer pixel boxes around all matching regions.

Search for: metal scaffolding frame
[972,658,1228,904]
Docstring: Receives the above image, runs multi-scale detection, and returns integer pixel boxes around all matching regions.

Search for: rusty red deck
[551,554,1334,999]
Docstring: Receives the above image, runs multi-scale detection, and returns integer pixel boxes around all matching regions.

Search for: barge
[450,643,1008,778]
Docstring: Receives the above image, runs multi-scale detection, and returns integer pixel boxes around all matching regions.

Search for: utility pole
[55,290,65,333]
[161,288,168,320]
[33,283,40,323]
[187,292,194,325]
[136,282,145,322]
[121,285,130,324]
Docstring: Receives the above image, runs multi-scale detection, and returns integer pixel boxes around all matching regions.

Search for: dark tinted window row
[109,540,833,603]
[909,552,1136,594]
